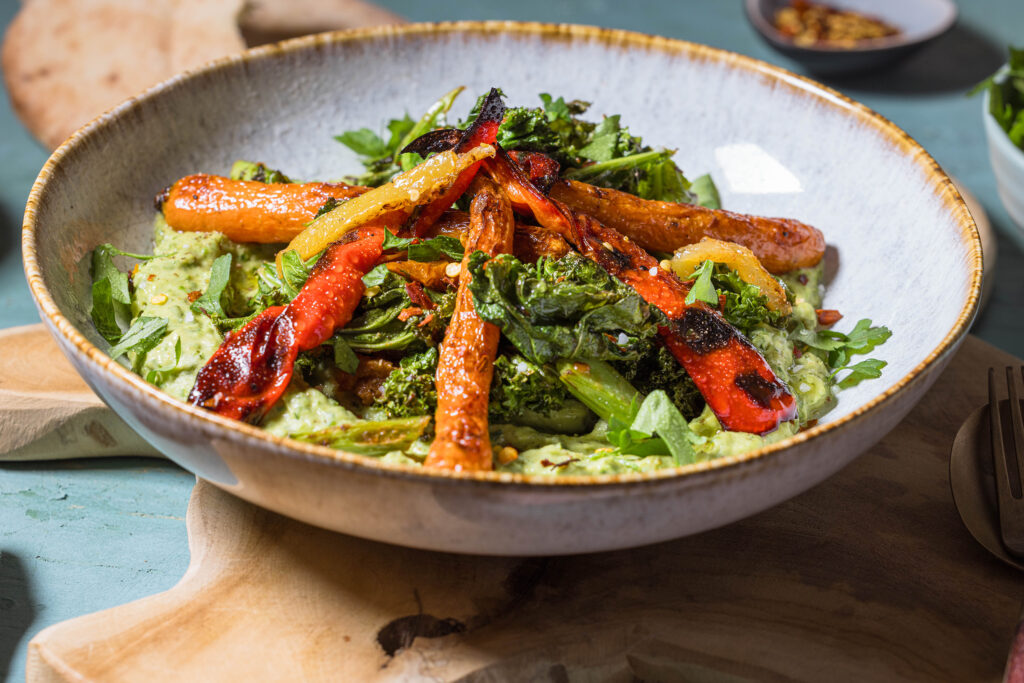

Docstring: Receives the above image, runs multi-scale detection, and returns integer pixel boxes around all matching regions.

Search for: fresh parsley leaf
[834,358,887,389]
[361,263,390,287]
[190,254,233,319]
[335,87,464,186]
[335,128,389,159]
[684,260,718,306]
[793,318,891,381]
[108,316,168,360]
[539,93,573,122]
[578,115,628,162]
[407,236,464,262]
[332,335,360,375]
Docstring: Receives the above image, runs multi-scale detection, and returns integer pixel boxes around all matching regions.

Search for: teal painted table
[1,1,1022,679]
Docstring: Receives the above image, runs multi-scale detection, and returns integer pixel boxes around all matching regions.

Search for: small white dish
[983,87,1024,236]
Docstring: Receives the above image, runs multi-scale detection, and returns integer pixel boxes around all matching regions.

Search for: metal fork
[990,367,1024,557]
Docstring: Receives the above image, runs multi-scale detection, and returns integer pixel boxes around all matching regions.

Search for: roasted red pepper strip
[507,150,561,191]
[426,177,514,471]
[403,89,505,237]
[484,147,796,434]
[188,227,385,423]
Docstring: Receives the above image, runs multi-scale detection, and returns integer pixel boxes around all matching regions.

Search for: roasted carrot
[423,211,571,264]
[426,177,514,471]
[484,147,797,434]
[160,174,374,243]
[386,260,457,291]
[188,227,385,422]
[548,178,825,273]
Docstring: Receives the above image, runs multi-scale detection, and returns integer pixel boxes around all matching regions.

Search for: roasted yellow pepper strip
[669,237,792,315]
[278,145,496,272]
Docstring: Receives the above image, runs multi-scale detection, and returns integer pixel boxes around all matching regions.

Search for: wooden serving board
[21,334,1024,682]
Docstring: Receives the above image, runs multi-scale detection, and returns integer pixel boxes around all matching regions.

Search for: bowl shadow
[819,22,1005,94]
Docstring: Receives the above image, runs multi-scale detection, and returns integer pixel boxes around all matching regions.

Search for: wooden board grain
[0,325,159,460]
[24,335,1024,682]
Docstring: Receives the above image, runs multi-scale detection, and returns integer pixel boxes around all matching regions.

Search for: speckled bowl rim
[23,21,982,491]
[743,0,958,55]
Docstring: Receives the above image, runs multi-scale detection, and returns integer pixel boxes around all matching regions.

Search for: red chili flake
[798,274,809,285]
[718,293,727,310]
[540,457,580,469]
[397,306,423,322]
[417,312,435,328]
[405,281,434,310]
[793,346,803,359]
[147,273,156,281]
[816,309,843,327]
[187,290,202,302]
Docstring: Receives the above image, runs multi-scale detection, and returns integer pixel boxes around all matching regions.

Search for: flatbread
[2,0,403,151]
[2,0,245,150]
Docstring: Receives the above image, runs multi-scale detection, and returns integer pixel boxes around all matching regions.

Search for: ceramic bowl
[983,85,1024,235]
[744,0,957,75]
[23,22,981,555]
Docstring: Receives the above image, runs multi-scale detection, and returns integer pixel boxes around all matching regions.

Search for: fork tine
[992,367,1024,556]
[991,367,1007,486]
[1010,367,1024,498]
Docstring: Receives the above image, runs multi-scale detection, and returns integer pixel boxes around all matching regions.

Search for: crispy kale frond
[467,251,659,365]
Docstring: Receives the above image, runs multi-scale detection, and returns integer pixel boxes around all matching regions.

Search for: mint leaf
[145,335,182,385]
[190,254,233,319]
[89,243,150,344]
[630,390,697,465]
[362,263,390,287]
[280,250,314,298]
[108,316,168,360]
[92,245,132,305]
[90,278,124,344]
[382,232,415,251]
[691,173,721,209]
[332,336,360,375]
[684,260,718,306]
[408,235,464,262]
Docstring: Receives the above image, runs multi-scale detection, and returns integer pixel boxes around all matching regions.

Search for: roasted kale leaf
[467,251,659,365]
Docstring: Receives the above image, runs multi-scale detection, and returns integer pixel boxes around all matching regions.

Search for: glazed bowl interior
[23,23,980,554]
